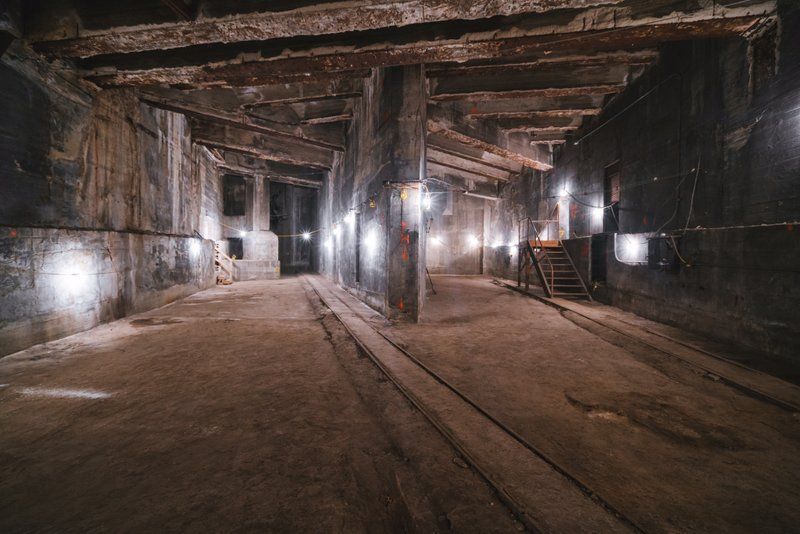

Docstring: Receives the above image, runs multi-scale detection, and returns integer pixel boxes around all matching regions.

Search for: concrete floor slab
[386,276,800,533]
[307,275,632,533]
[0,278,519,532]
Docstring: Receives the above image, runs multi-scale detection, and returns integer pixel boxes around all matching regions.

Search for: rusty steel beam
[33,0,625,58]
[140,96,343,152]
[428,120,552,171]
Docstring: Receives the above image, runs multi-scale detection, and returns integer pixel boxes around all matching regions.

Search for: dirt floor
[387,276,800,533]
[0,278,520,532]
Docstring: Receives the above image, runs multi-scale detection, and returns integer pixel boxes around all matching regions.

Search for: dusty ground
[389,276,800,533]
[0,278,519,532]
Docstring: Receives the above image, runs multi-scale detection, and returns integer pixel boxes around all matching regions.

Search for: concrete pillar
[384,65,426,321]
[239,174,280,279]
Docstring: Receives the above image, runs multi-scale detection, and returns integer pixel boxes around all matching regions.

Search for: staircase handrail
[517,216,555,297]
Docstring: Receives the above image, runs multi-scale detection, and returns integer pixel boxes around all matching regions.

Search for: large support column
[384,65,426,321]
[238,174,280,280]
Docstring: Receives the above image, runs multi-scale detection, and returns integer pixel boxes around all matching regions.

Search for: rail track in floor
[305,275,643,534]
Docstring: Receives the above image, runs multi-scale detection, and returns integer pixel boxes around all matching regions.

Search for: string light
[423,192,432,210]
[189,239,202,257]
[364,227,380,255]
[302,232,311,241]
[239,230,247,237]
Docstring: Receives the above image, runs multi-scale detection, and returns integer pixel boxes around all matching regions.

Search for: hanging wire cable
[682,157,702,234]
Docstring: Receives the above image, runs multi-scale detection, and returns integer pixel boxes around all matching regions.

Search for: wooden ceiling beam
[426,142,520,174]
[242,92,362,107]
[217,163,323,189]
[300,114,352,125]
[33,0,626,58]
[425,50,659,78]
[77,3,774,87]
[140,95,343,152]
[430,84,625,102]
[426,158,509,182]
[195,138,330,170]
[427,119,552,171]
[467,108,601,120]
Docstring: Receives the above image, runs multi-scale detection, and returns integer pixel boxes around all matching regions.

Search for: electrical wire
[573,73,681,146]
[682,156,702,234]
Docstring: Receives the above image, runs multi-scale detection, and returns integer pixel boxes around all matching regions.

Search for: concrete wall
[426,192,485,275]
[486,2,800,361]
[0,43,217,356]
[321,66,426,319]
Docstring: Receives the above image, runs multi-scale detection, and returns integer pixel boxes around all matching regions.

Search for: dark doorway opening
[223,174,246,216]
[603,162,620,233]
[227,237,244,259]
[270,182,319,274]
[591,233,607,283]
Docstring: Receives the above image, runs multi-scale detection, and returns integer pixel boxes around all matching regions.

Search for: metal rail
[309,277,644,533]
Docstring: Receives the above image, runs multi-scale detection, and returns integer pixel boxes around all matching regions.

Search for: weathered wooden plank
[141,95,343,151]
[427,119,552,171]
[33,0,625,58]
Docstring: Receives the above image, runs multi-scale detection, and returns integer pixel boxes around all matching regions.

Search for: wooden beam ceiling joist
[425,50,659,78]
[429,63,636,101]
[458,94,605,116]
[427,120,552,171]
[467,108,601,120]
[196,138,330,170]
[426,142,520,174]
[300,114,352,125]
[33,1,627,58]
[241,91,362,107]
[427,147,513,180]
[217,163,323,189]
[503,126,578,135]
[75,3,774,87]
[430,84,626,102]
[140,96,343,152]
[426,158,509,182]
[490,116,583,130]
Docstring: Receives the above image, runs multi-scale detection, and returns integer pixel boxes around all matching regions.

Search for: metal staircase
[518,207,591,300]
